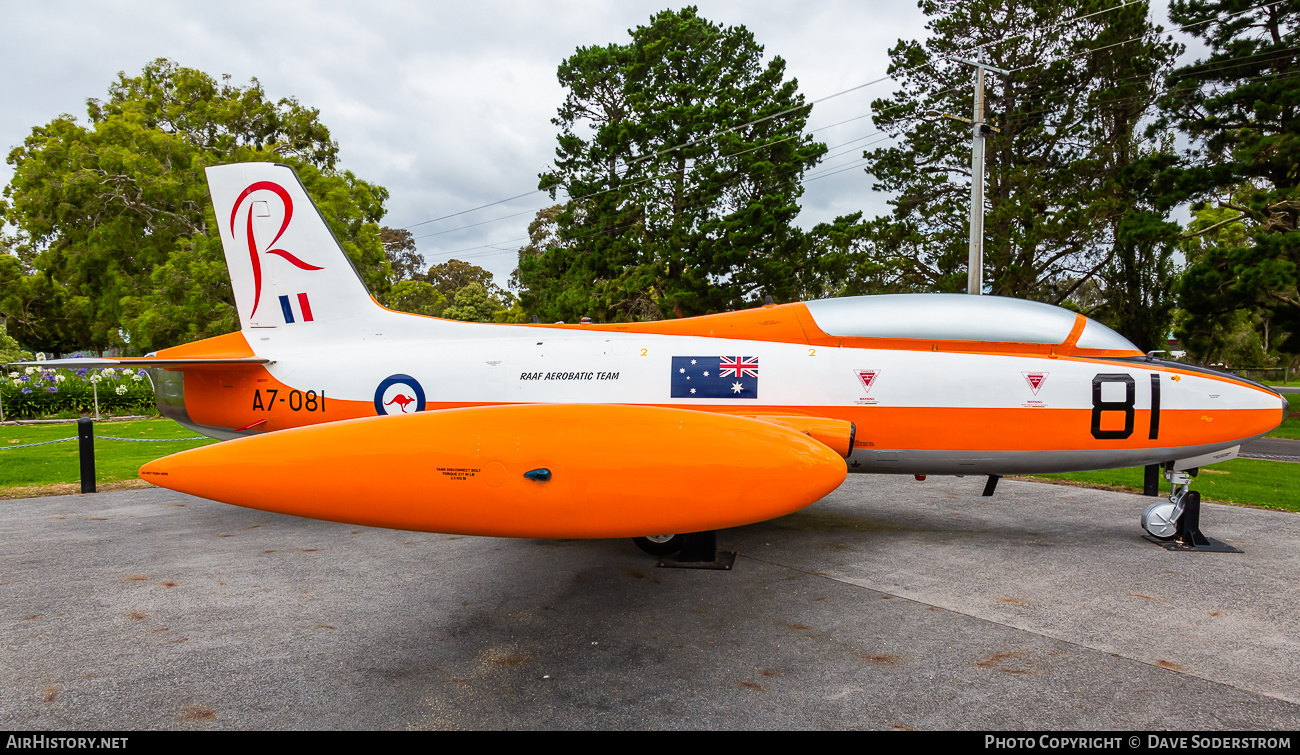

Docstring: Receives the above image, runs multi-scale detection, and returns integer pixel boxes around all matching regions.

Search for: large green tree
[862,0,1178,319]
[517,7,826,322]
[1071,3,1182,353]
[1176,195,1280,364]
[1160,0,1300,359]
[380,227,424,282]
[0,58,392,354]
[424,258,500,301]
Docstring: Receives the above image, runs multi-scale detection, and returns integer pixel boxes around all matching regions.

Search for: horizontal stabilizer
[8,357,271,368]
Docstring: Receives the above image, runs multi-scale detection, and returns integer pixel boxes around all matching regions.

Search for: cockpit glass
[804,294,1079,344]
[1075,318,1139,351]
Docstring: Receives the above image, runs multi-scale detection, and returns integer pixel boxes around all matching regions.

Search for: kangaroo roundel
[374,374,426,415]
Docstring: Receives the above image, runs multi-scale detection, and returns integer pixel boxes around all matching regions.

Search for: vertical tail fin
[206,162,378,329]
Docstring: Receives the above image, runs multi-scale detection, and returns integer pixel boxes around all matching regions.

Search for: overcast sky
[2,0,1195,285]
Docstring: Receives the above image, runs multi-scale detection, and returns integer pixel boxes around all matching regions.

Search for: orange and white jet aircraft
[34,163,1288,552]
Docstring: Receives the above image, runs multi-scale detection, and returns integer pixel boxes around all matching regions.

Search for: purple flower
[75,368,88,377]
[21,387,32,394]
[47,386,57,393]
[72,352,84,358]
[137,369,147,377]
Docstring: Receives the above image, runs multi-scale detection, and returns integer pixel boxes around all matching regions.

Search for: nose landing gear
[1141,467,1242,552]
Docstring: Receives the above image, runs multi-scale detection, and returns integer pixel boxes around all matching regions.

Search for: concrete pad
[1,476,1298,730]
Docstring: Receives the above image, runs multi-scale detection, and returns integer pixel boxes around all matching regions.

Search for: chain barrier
[1,436,211,451]
[98,436,212,442]
[0,437,77,450]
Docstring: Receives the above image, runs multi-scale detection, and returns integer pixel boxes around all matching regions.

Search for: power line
[416,89,967,261]
[1168,44,1300,80]
[1007,66,1300,126]
[1008,0,1290,73]
[416,0,1294,263]
[413,112,904,243]
[397,60,945,231]
[803,157,879,184]
[422,131,905,265]
[979,46,1300,127]
[414,130,812,242]
[973,0,1151,57]
[405,189,542,230]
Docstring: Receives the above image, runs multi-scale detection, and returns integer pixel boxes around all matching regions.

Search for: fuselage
[149,293,1287,477]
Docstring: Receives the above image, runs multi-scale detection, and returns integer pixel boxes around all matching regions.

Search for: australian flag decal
[671,356,759,399]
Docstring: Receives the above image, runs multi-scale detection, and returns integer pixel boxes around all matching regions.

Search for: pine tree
[518,7,826,322]
[1160,0,1300,358]
[862,0,1178,322]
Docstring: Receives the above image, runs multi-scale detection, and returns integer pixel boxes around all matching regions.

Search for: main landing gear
[632,531,736,570]
[1141,466,1242,553]
[632,535,685,556]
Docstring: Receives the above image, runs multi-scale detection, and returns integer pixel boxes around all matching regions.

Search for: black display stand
[1143,491,1243,553]
[1143,464,1160,496]
[658,530,736,570]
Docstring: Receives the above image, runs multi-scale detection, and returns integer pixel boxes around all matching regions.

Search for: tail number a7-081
[252,388,326,412]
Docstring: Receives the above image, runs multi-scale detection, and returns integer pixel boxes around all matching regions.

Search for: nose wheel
[1141,467,1241,553]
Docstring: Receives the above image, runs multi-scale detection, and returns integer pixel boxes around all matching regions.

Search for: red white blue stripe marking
[279,293,314,324]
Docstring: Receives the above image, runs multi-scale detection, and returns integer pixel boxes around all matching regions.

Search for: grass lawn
[1027,456,1300,513]
[2,416,1297,513]
[0,418,215,496]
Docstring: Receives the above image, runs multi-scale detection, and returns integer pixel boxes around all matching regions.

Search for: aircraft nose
[1243,382,1288,436]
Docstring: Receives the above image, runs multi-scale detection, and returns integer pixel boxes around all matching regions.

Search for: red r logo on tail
[230,181,324,317]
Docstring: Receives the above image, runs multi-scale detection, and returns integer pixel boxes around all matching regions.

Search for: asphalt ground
[1240,436,1300,461]
[2,475,1299,730]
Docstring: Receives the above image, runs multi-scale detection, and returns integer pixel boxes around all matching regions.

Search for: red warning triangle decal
[856,370,879,393]
[1022,372,1048,395]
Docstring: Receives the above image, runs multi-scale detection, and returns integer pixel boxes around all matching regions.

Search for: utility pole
[951,52,1007,295]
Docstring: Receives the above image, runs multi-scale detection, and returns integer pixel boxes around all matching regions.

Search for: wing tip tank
[138,404,846,538]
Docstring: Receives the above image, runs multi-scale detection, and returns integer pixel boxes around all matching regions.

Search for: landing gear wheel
[633,535,684,556]
[1141,500,1180,540]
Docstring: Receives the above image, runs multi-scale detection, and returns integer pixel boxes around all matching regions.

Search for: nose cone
[1244,381,1289,434]
[139,449,200,496]
[1226,378,1288,439]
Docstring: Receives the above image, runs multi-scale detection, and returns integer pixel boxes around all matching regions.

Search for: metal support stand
[1143,464,1160,497]
[981,474,1000,497]
[1142,467,1241,553]
[657,530,735,570]
[78,417,96,494]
